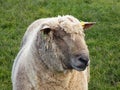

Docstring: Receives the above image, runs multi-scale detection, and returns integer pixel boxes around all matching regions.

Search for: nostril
[78,57,89,66]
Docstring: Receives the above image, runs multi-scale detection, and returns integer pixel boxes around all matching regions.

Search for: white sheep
[12,15,95,90]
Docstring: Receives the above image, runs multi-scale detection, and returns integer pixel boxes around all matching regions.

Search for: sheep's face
[53,28,89,71]
[38,15,95,72]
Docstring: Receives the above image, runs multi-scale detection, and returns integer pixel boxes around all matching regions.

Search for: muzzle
[70,54,89,71]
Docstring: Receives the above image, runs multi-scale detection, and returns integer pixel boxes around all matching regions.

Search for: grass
[0,0,120,90]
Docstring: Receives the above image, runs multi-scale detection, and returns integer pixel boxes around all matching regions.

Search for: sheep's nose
[77,56,89,66]
[70,54,89,71]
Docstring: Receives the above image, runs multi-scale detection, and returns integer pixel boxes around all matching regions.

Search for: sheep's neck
[35,67,88,90]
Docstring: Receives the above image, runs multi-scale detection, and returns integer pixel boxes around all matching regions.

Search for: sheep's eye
[43,28,51,35]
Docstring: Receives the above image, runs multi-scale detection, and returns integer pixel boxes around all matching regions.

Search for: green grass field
[0,0,120,90]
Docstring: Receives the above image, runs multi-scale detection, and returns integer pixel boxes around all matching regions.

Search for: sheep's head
[37,15,95,72]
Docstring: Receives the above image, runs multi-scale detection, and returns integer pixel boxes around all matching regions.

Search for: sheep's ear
[41,25,51,35]
[81,22,96,30]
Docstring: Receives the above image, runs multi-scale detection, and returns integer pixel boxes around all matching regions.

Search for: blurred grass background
[0,0,120,90]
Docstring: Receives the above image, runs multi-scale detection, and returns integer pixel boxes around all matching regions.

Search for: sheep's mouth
[71,64,87,71]
[64,62,87,71]
[62,58,88,71]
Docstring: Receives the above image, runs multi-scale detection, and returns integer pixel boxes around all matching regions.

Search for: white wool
[12,15,90,90]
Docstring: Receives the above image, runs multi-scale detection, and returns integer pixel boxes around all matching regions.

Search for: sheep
[12,15,95,90]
